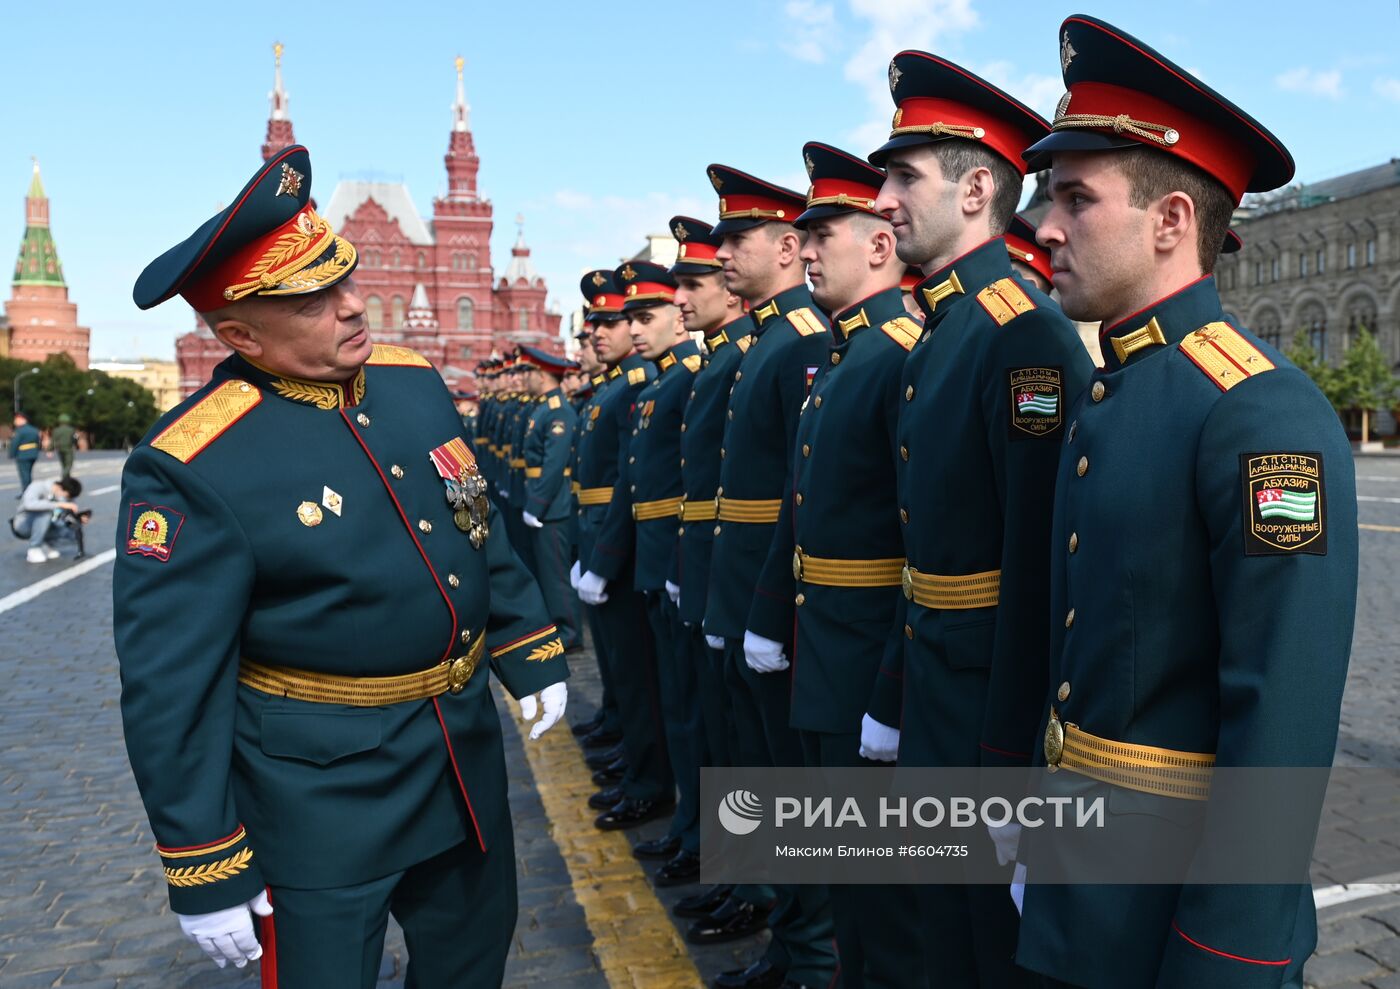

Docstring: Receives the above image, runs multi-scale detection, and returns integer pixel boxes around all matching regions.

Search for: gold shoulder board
[1179,322,1275,392]
[150,379,261,464]
[548,395,561,409]
[879,316,922,352]
[786,307,827,337]
[975,278,1038,326]
[626,367,648,385]
[365,344,432,367]
[736,335,754,353]
[682,354,703,373]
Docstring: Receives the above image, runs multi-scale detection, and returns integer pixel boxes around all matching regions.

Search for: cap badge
[276,162,304,199]
[888,60,902,92]
[709,169,724,192]
[1054,91,1072,122]
[673,221,688,241]
[1060,31,1077,73]
[591,271,606,287]
[804,152,816,177]
[620,264,637,281]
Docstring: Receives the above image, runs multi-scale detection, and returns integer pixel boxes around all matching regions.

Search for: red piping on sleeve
[1171,920,1291,966]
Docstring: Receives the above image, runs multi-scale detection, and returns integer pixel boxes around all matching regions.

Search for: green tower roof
[13,160,64,287]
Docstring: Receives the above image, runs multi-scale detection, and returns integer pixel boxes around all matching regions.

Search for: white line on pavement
[1315,881,1400,909]
[1356,475,1400,482]
[1357,495,1400,504]
[89,484,120,496]
[0,548,117,616]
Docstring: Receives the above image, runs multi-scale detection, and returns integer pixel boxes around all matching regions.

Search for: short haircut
[763,222,809,248]
[1112,146,1235,274]
[928,140,1023,234]
[57,477,82,497]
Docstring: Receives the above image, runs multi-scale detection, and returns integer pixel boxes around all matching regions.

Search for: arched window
[457,297,475,330]
[1346,243,1356,269]
[391,295,405,327]
[518,308,530,332]
[1299,252,1309,278]
[390,250,401,269]
[1347,297,1379,347]
[366,296,383,330]
[1366,240,1376,266]
[417,251,428,269]
[1299,303,1327,359]
[467,252,478,270]
[1316,247,1326,274]
[1256,310,1282,349]
[1270,256,1279,282]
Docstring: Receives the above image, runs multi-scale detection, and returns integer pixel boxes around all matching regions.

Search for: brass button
[680,423,687,432]
[905,385,914,401]
[714,525,722,536]
[391,464,404,479]
[735,371,743,382]
[1057,681,1071,703]
[630,484,636,493]
[1065,608,1076,628]
[418,519,433,533]
[717,486,724,497]
[802,444,810,457]
[1068,421,1077,443]
[1091,381,1106,402]
[900,508,909,524]
[795,593,806,606]
[814,396,822,408]
[680,457,686,467]
[448,573,460,588]
[904,624,913,639]
[720,448,726,459]
[677,526,686,536]
[830,353,841,365]
[632,428,638,436]
[795,493,803,506]
[1068,532,1079,553]
[356,413,371,427]
[728,409,734,420]
[461,629,472,645]
[628,456,635,464]
[1076,456,1088,477]
[900,445,909,461]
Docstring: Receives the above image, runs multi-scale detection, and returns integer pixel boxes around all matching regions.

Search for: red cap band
[891,97,1034,175]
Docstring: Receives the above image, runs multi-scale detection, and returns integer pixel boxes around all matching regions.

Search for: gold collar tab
[921,270,965,313]
[1110,316,1168,364]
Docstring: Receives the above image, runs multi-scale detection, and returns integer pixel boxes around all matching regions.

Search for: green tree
[2,352,159,448]
[1333,326,1398,445]
[1283,331,1341,406]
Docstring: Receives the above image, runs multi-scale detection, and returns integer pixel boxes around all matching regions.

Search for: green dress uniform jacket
[113,346,568,915]
[1016,276,1358,989]
[610,340,700,591]
[522,388,578,523]
[677,317,752,626]
[787,287,919,734]
[706,284,832,641]
[870,238,1092,768]
[10,422,41,462]
[573,375,612,569]
[587,355,657,579]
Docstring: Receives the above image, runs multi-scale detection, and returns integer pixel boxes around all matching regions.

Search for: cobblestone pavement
[0,452,1398,987]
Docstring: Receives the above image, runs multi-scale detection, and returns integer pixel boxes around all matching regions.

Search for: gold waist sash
[902,566,1001,609]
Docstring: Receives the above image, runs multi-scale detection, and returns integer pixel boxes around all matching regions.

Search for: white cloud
[976,60,1064,119]
[1374,77,1400,102]
[1274,66,1344,99]
[780,0,839,64]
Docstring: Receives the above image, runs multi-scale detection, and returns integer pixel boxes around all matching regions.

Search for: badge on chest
[430,437,491,549]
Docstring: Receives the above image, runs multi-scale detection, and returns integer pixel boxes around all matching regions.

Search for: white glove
[496,484,508,499]
[178,890,272,969]
[665,580,681,606]
[519,681,569,740]
[577,570,609,605]
[987,821,1022,867]
[743,630,789,673]
[858,712,900,762]
[522,510,544,529]
[569,560,582,589]
[705,634,725,650]
[1010,861,1027,915]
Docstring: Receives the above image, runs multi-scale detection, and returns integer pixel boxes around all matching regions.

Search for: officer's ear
[203,301,266,360]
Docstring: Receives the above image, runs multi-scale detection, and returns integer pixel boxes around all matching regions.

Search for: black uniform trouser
[503,501,537,574]
[265,836,515,988]
[687,625,731,770]
[593,564,671,800]
[531,519,581,649]
[722,638,836,986]
[799,730,930,989]
[584,602,622,733]
[16,458,34,491]
[647,592,701,851]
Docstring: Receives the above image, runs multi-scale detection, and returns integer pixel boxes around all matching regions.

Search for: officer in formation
[114,145,569,986]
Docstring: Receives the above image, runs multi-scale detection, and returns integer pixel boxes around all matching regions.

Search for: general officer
[785,141,927,989]
[667,214,761,930]
[569,273,628,756]
[605,260,705,883]
[575,278,674,830]
[519,345,583,652]
[1014,16,1357,989]
[863,51,1094,986]
[704,163,837,989]
[115,145,569,987]
[9,413,41,490]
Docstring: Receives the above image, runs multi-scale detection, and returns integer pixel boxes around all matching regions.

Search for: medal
[454,508,473,532]
[429,436,491,549]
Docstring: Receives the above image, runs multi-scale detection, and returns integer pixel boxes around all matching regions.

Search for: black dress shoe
[654,849,700,887]
[591,762,626,786]
[585,744,625,770]
[686,899,770,945]
[581,726,622,749]
[674,883,732,919]
[571,712,605,737]
[594,796,675,831]
[587,785,624,811]
[632,835,681,860]
[712,958,786,988]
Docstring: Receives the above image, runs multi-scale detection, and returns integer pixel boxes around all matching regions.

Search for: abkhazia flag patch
[1008,367,1063,438]
[1242,452,1327,556]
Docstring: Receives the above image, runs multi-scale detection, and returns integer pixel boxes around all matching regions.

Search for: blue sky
[6,0,1398,359]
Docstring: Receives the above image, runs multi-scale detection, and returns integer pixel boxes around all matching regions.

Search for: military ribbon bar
[429,436,477,481]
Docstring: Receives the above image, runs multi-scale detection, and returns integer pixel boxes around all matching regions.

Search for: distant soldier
[51,412,77,479]
[9,413,41,490]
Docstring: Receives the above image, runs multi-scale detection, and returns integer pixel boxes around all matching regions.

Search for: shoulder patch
[548,395,561,409]
[150,379,261,464]
[1180,322,1276,392]
[736,335,754,353]
[626,367,648,386]
[879,316,922,352]
[975,278,1037,326]
[682,353,703,373]
[365,344,432,368]
[1242,452,1327,556]
[786,307,827,337]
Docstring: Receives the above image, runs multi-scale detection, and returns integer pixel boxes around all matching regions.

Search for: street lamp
[12,366,39,414]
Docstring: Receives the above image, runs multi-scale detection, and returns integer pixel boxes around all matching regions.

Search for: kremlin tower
[5,159,90,368]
